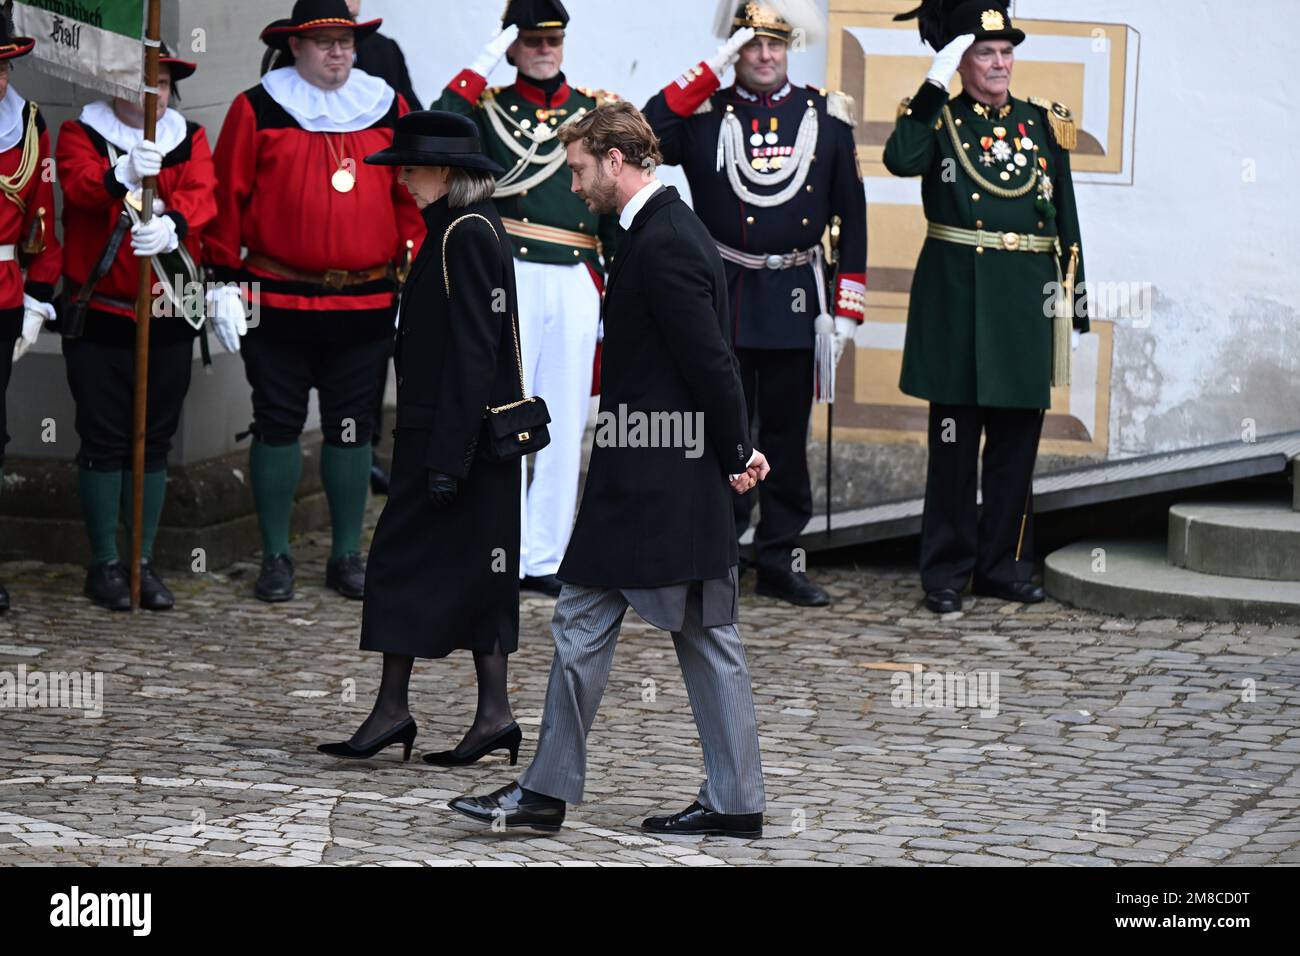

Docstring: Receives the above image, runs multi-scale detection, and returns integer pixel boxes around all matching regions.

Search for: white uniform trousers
[514,257,600,578]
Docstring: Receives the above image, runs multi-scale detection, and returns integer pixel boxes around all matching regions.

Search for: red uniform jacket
[206,85,424,317]
[56,116,217,321]
[0,102,61,339]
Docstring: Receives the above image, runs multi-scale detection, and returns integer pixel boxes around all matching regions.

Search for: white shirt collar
[78,100,188,155]
[0,86,26,153]
[619,179,664,231]
[260,66,395,133]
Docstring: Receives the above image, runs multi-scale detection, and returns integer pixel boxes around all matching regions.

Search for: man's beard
[586,166,620,215]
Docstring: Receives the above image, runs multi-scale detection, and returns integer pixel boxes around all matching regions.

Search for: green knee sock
[250,440,302,557]
[120,470,167,562]
[320,443,372,560]
[78,468,123,566]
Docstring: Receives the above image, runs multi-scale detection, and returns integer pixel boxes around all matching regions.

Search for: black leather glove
[427,469,459,507]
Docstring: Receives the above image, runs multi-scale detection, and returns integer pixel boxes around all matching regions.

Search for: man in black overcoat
[452,102,771,839]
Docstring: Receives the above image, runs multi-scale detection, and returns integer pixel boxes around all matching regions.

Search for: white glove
[1072,329,1082,352]
[832,316,858,366]
[129,139,164,179]
[926,33,976,89]
[130,213,178,256]
[206,285,248,354]
[470,25,518,78]
[706,26,756,79]
[13,295,54,362]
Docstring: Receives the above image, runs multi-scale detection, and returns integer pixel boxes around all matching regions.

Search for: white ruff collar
[78,100,188,155]
[0,86,26,153]
[260,66,394,133]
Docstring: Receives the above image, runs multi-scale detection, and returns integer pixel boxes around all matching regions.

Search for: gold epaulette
[826,89,856,126]
[897,96,912,119]
[577,87,621,108]
[1029,96,1077,151]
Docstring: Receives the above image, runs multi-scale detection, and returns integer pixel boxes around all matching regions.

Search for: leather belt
[714,240,820,271]
[501,217,599,251]
[245,252,395,289]
[927,222,1061,255]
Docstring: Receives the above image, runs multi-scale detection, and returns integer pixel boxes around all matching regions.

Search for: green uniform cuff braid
[78,468,123,566]
[250,440,303,558]
[320,442,372,560]
[119,470,168,562]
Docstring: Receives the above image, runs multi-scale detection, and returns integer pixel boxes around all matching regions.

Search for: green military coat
[433,73,620,275]
[884,82,1089,409]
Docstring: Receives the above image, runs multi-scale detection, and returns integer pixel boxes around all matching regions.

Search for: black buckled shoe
[138,560,174,611]
[642,801,763,839]
[255,553,295,603]
[85,561,131,611]
[924,588,963,614]
[369,463,390,496]
[0,581,9,613]
[449,782,566,833]
[520,574,563,597]
[973,580,1045,604]
[326,552,366,600]
[755,568,830,607]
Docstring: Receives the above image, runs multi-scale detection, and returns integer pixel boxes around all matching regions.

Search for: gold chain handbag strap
[441,212,529,408]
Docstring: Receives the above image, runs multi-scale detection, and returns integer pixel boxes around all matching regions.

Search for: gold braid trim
[1029,97,1077,151]
[942,105,1040,199]
[0,102,40,213]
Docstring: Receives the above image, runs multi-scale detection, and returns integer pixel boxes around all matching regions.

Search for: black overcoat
[558,186,753,589]
[360,196,522,658]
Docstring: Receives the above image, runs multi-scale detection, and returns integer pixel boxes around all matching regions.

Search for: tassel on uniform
[1051,243,1081,388]
[813,312,836,403]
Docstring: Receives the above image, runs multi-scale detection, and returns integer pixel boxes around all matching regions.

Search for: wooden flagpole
[129,0,162,611]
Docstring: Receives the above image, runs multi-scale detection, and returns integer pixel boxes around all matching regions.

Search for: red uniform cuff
[447,69,488,104]
[662,61,721,117]
[835,273,866,321]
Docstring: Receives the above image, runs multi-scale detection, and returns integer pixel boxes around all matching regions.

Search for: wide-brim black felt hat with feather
[895,0,1025,51]
[364,110,505,176]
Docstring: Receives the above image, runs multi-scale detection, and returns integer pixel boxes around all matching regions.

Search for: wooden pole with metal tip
[129,0,162,610]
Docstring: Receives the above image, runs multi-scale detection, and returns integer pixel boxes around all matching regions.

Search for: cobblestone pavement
[1,505,1298,867]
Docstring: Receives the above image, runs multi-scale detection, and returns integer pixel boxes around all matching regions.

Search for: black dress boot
[139,560,175,611]
[85,561,131,611]
[255,553,295,603]
[325,552,366,599]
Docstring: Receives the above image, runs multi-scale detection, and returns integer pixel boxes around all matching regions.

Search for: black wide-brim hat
[364,110,505,176]
[159,41,197,82]
[0,12,35,61]
[895,0,1024,51]
[261,0,381,51]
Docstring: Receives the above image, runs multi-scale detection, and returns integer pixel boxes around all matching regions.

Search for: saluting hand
[707,26,757,79]
[926,33,976,90]
[427,469,459,508]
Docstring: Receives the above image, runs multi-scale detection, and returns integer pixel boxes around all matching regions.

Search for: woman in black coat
[318,111,524,766]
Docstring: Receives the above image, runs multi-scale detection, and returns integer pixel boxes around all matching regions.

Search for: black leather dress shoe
[449,782,566,832]
[85,561,131,611]
[369,463,390,496]
[0,581,8,612]
[755,568,830,607]
[642,801,763,839]
[520,574,563,597]
[973,580,1045,604]
[138,560,174,611]
[924,588,962,614]
[326,552,366,600]
[255,553,295,603]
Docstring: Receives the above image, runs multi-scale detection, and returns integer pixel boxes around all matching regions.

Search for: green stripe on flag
[15,0,145,41]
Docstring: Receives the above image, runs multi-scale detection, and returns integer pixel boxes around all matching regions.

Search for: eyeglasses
[306,35,355,52]
[519,34,564,49]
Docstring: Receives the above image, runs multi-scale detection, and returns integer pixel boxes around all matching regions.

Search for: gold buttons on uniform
[520,246,529,254]
[976,247,984,254]
[726,105,734,112]
[522,217,529,223]
[459,80,467,87]
[955,118,962,126]
[801,218,809,226]
[746,216,755,224]
[573,250,580,256]
[1037,221,1044,229]
[975,220,983,228]
[963,142,970,149]
[971,192,981,201]
[806,185,813,193]
[510,104,518,112]
[905,108,913,115]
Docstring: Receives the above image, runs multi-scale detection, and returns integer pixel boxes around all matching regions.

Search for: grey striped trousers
[520,583,766,814]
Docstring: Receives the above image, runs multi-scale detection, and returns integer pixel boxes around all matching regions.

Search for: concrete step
[1169,501,1300,580]
[1045,538,1300,623]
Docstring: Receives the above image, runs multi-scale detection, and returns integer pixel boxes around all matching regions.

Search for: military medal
[327,134,355,193]
[765,118,779,145]
[750,120,763,147]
